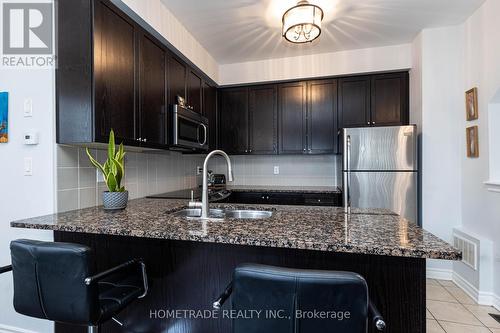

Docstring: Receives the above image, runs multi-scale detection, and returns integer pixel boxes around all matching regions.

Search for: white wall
[415,26,465,276]
[219,44,412,86]
[120,0,219,82]
[0,69,55,332]
[460,0,500,304]
[411,0,500,306]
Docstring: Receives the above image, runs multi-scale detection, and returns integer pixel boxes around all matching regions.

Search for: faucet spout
[201,150,233,219]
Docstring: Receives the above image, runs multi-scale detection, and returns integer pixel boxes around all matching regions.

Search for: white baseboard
[493,292,500,312]
[0,325,39,333]
[452,271,500,311]
[452,271,481,301]
[427,267,453,280]
[427,268,500,311]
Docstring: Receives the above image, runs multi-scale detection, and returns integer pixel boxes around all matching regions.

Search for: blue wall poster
[0,92,8,143]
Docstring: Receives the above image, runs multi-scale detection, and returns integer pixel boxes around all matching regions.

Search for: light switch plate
[273,166,280,175]
[24,98,33,117]
[24,157,33,176]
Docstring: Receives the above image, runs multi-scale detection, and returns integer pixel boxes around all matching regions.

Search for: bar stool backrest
[232,264,369,333]
[10,239,99,325]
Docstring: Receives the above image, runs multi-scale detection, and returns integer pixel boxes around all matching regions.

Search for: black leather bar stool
[0,239,148,333]
[214,263,386,333]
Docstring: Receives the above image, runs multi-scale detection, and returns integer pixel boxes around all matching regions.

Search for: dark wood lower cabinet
[54,232,425,333]
[224,191,342,207]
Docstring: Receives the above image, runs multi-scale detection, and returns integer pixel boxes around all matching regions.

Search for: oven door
[172,105,209,150]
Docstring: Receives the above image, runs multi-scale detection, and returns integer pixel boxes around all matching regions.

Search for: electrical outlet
[197,166,203,175]
[273,166,280,175]
[24,157,33,176]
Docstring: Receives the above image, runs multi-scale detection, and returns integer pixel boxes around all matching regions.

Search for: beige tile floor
[427,279,500,332]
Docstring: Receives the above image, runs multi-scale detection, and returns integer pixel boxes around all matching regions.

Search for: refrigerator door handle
[344,135,352,214]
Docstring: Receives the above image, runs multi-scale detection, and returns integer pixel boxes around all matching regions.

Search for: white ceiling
[161,0,484,65]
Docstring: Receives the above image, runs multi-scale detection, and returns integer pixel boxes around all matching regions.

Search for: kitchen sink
[224,210,273,219]
[173,208,225,220]
[172,208,273,220]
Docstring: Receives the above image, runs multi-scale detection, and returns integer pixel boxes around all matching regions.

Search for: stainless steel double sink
[173,208,273,220]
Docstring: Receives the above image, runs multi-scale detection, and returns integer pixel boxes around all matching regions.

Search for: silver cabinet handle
[372,122,376,125]
[367,122,370,125]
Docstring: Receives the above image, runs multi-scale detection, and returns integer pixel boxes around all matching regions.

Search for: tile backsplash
[207,154,341,187]
[56,145,204,212]
[56,146,342,212]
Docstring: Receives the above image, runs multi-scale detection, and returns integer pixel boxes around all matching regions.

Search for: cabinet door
[139,33,166,146]
[338,76,371,128]
[168,55,187,106]
[249,85,277,154]
[371,72,409,126]
[279,82,307,154]
[94,0,136,143]
[187,70,202,114]
[203,82,217,150]
[307,80,337,154]
[218,88,249,154]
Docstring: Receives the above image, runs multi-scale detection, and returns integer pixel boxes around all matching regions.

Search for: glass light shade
[282,1,323,43]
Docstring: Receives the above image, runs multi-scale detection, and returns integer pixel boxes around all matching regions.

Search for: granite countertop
[10,198,460,260]
[226,185,342,193]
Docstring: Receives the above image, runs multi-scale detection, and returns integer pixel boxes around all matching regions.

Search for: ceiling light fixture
[282,0,324,44]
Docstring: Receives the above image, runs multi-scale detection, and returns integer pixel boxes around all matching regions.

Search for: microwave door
[174,113,208,149]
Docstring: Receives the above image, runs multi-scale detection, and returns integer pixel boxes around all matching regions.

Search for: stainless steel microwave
[171,104,209,151]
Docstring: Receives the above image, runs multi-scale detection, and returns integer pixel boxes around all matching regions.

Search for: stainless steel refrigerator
[343,125,418,223]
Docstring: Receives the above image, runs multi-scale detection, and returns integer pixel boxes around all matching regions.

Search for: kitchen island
[11,198,460,333]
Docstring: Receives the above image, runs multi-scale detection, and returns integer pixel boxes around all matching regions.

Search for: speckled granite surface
[227,185,342,193]
[10,198,460,260]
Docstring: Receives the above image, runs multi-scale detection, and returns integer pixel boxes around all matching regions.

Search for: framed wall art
[465,87,478,121]
[0,92,8,143]
[466,125,479,158]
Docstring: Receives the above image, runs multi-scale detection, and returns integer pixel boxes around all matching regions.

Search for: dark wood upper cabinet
[203,82,217,150]
[139,33,166,146]
[218,88,249,154]
[338,76,371,128]
[279,82,307,154]
[57,0,217,150]
[187,70,202,114]
[94,0,136,144]
[307,80,337,154]
[371,72,409,126]
[167,55,187,106]
[249,85,278,154]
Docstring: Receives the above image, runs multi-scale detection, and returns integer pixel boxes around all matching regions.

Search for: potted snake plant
[86,130,128,210]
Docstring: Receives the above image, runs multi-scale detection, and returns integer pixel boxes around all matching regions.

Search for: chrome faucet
[194,150,233,219]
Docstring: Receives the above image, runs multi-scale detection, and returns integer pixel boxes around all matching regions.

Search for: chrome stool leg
[88,326,99,333]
